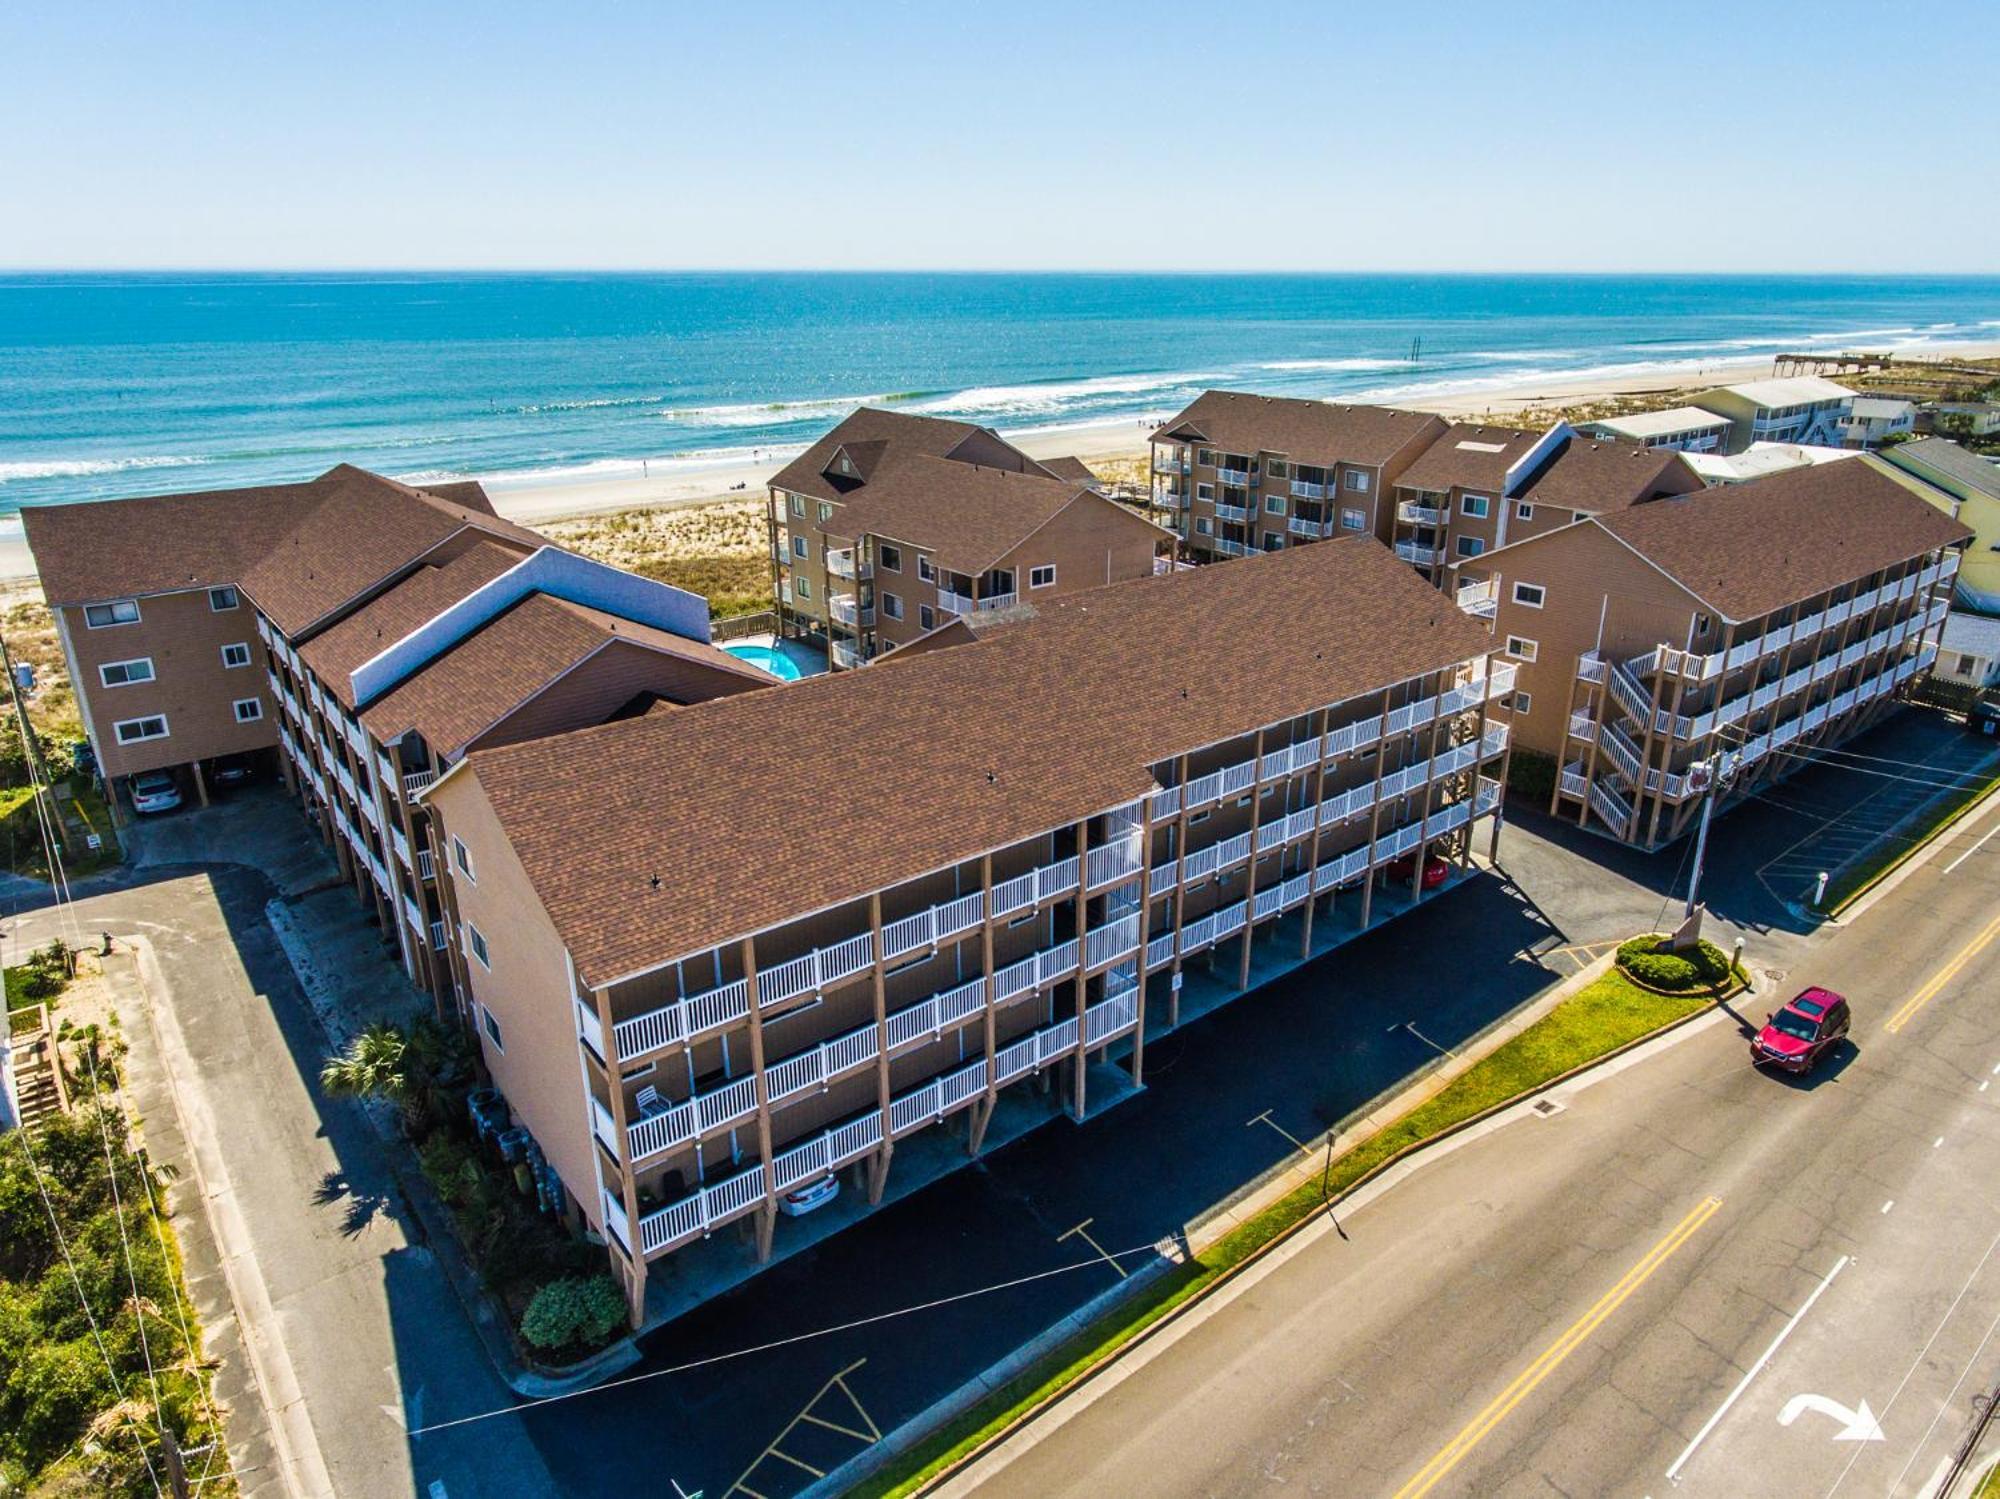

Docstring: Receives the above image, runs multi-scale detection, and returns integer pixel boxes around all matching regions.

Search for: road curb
[1831,768,2000,925]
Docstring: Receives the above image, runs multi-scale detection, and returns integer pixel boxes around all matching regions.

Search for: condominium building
[1389,423,1702,588]
[1691,376,1856,453]
[1880,438,2000,612]
[767,409,1167,669]
[424,538,1514,1320]
[1839,397,1919,448]
[1148,391,1447,561]
[26,465,765,1003]
[1580,407,1734,453]
[1453,458,1966,850]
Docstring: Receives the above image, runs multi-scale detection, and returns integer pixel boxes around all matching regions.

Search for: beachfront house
[421,538,1514,1324]
[1937,611,2000,692]
[1690,376,1856,453]
[1579,407,1733,453]
[1840,397,1919,448]
[1451,458,1964,850]
[1147,391,1446,562]
[1880,437,2000,612]
[766,409,1168,670]
[1928,403,2000,441]
[23,466,768,1007]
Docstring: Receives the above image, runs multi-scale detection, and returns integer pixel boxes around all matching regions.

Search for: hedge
[1615,933,1734,992]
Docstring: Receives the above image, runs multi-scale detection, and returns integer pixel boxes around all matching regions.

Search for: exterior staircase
[5,1005,68,1131]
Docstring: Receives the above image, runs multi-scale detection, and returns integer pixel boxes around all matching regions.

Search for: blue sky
[2,1,1994,272]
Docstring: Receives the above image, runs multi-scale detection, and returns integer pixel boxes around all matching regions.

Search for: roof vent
[986,770,997,784]
[649,874,662,890]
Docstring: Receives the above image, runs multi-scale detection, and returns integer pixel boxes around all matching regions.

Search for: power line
[409,1233,1184,1438]
[84,1048,165,1434]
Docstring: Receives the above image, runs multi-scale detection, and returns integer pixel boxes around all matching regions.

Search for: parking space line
[1944,809,2000,874]
[1056,1217,1130,1279]
[1394,1196,1723,1499]
[724,1358,880,1499]
[1247,1108,1315,1157]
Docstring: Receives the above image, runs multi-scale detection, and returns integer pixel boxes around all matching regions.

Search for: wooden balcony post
[1301,707,1329,958]
[1467,670,1491,870]
[971,854,998,1155]
[1409,690,1440,897]
[587,974,649,1324]
[1168,752,1191,1030]
[1131,836,1153,1091]
[1238,729,1266,991]
[867,893,893,1203]
[1357,688,1397,931]
[1070,818,1090,1121]
[740,938,778,1261]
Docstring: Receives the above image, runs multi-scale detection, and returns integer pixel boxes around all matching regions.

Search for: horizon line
[4,266,2000,279]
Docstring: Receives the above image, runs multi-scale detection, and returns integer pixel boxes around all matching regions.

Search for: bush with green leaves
[518,1274,627,1355]
[1505,749,1556,804]
[1616,934,1734,992]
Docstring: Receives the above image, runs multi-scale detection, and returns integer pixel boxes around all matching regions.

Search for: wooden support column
[1301,707,1330,958]
[1409,687,1441,898]
[867,894,894,1202]
[1168,752,1191,1030]
[1237,729,1267,991]
[1466,670,1492,870]
[740,939,778,1261]
[1646,643,1696,848]
[1069,818,1091,1122]
[764,488,785,632]
[1630,658,1670,845]
[589,978,649,1325]
[1130,834,1153,1091]
[1357,688,1397,930]
[191,759,209,807]
[970,855,998,1155]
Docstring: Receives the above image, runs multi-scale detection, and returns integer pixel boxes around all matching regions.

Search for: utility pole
[161,1427,191,1499]
[0,632,76,857]
[1680,750,1737,944]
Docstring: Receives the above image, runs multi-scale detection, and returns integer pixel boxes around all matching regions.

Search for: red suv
[1752,987,1851,1074]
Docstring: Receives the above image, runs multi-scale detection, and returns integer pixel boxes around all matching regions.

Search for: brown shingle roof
[1595,456,1972,621]
[1392,423,1542,494]
[22,465,545,632]
[299,541,529,709]
[768,408,1009,507]
[1037,455,1099,487]
[459,538,1495,988]
[1152,391,1448,469]
[359,594,762,756]
[1513,435,1702,514]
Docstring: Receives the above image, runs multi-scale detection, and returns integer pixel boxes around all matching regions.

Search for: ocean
[2,272,1997,520]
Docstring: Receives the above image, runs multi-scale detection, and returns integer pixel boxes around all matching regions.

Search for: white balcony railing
[1395,540,1440,567]
[1397,501,1443,526]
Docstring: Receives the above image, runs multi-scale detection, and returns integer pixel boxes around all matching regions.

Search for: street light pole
[1683,751,1737,932]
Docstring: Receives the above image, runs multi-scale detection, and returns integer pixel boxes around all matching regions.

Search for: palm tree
[320,1019,467,1135]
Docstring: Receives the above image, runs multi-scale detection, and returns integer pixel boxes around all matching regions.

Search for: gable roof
[454,537,1493,988]
[1151,390,1447,469]
[1698,375,1856,408]
[1581,407,1732,441]
[1882,438,2000,502]
[298,541,529,709]
[1512,434,1703,514]
[1393,423,1543,494]
[1037,454,1100,488]
[768,407,1048,508]
[360,594,761,758]
[1592,456,1970,621]
[22,464,545,632]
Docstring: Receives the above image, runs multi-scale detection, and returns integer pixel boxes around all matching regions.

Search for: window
[791,535,808,560]
[878,543,901,573]
[1267,459,1289,479]
[478,1003,502,1046]
[1461,494,1491,518]
[1693,613,1712,637]
[1456,536,1486,557]
[1029,563,1057,589]
[1196,482,1214,502]
[1197,448,1217,467]
[220,642,252,669]
[1008,909,1037,928]
[99,658,154,688]
[1510,691,1533,716]
[1187,808,1211,826]
[1505,636,1539,663]
[817,502,833,525]
[1263,535,1285,551]
[788,493,805,519]
[880,592,903,621]
[114,714,169,744]
[1515,502,1534,521]
[1345,471,1371,492]
[1265,494,1286,515]
[1195,518,1213,536]
[796,576,812,601]
[1341,508,1367,530]
[1957,653,1980,676]
[919,605,935,631]
[85,599,141,628]
[1511,582,1546,609]
[452,835,475,881]
[232,697,263,723]
[918,556,936,583]
[208,585,240,612]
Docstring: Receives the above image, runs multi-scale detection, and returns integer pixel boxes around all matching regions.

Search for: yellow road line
[1885,910,2000,1034]
[1391,1196,1723,1499]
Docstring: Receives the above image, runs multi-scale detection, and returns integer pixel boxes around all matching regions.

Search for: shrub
[519,1275,626,1355]
[1616,934,1734,992]
[1506,748,1556,805]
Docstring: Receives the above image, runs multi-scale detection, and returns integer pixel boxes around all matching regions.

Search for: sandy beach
[5,343,1997,589]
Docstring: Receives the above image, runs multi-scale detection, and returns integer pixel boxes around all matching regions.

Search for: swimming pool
[723,642,806,681]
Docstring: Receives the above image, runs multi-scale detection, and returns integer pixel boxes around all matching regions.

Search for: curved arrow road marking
[1778,1393,1885,1442]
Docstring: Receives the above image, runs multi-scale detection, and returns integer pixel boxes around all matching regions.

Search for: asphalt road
[948,768,2000,1498]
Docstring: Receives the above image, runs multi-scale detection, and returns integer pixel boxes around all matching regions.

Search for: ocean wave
[656,391,927,428]
[516,394,662,414]
[1257,357,1407,373]
[910,370,1215,418]
[474,444,809,489]
[0,455,206,484]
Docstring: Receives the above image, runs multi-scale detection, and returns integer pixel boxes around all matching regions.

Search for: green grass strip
[856,965,1721,1497]
[1828,756,2000,915]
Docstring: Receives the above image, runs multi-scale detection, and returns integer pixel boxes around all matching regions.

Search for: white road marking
[1778,1393,1884,1442]
[1935,1137,1945,1148]
[1666,1255,1851,1483]
[1983,1081,1991,1093]
[1882,1200,1895,1214]
[1943,815,2000,874]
